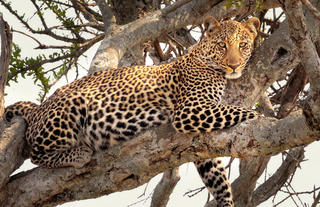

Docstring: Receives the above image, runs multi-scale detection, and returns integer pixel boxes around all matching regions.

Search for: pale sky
[1,2,320,207]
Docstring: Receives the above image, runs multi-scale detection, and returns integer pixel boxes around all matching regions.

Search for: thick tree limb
[233,156,271,206]
[89,0,221,72]
[0,15,11,117]
[252,147,305,206]
[284,0,320,132]
[301,0,320,20]
[95,0,116,34]
[150,168,180,207]
[1,1,320,207]
[0,118,26,189]
[277,64,308,119]
[0,14,27,191]
[0,110,318,207]
[258,93,275,117]
[89,0,280,73]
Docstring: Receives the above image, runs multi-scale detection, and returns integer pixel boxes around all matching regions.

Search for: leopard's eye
[239,42,248,48]
[217,42,226,48]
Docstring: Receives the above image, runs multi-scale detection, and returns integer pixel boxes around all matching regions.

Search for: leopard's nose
[227,64,240,70]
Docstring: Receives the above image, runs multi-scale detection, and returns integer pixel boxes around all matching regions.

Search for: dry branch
[89,0,280,73]
[150,168,180,207]
[0,15,27,191]
[0,15,11,117]
[233,156,271,205]
[1,1,320,207]
[284,0,320,132]
[277,65,308,119]
[0,118,27,189]
[90,0,222,72]
[301,0,320,20]
[252,147,305,206]
[0,110,318,207]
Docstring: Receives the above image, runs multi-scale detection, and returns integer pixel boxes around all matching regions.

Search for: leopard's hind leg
[31,145,93,168]
[195,158,233,207]
[28,96,93,168]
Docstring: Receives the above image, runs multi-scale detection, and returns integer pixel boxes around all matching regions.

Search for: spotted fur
[4,17,260,206]
[196,159,233,207]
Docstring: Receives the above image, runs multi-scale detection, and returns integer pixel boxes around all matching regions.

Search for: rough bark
[251,147,305,206]
[89,0,220,72]
[0,1,320,207]
[0,14,27,191]
[0,117,26,190]
[204,199,218,207]
[0,110,318,207]
[277,64,308,119]
[0,15,12,117]
[233,156,271,206]
[95,0,116,35]
[284,0,320,131]
[150,168,180,207]
[89,0,280,73]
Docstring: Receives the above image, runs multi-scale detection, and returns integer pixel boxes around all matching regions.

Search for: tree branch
[233,156,271,206]
[1,1,320,207]
[0,14,11,116]
[95,0,116,34]
[277,64,308,119]
[150,168,180,207]
[301,0,320,20]
[284,0,320,132]
[0,110,318,207]
[89,0,220,72]
[252,147,305,206]
[0,117,27,189]
[89,0,280,73]
[0,14,26,191]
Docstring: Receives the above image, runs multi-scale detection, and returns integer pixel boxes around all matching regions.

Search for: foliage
[224,0,244,9]
[1,0,104,101]
[1,0,320,206]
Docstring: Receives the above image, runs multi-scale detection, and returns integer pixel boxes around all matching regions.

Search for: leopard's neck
[170,50,226,82]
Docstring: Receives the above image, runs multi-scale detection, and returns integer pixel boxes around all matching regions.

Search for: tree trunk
[0,1,320,207]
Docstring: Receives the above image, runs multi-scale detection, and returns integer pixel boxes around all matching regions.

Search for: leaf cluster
[1,0,104,101]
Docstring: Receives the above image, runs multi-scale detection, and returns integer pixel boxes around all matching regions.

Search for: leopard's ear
[244,17,260,37]
[204,16,220,38]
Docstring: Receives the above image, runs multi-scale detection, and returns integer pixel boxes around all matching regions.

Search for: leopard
[4,16,260,207]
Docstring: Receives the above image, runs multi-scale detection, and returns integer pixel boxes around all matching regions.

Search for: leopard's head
[202,16,260,79]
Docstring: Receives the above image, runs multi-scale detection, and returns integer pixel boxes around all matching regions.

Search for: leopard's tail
[4,101,38,124]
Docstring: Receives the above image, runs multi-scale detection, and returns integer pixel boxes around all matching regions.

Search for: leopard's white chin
[225,72,242,79]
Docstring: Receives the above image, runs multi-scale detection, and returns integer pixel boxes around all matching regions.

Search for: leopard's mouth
[221,65,243,79]
[225,71,242,79]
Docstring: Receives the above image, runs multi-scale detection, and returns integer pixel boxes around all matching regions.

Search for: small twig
[280,186,320,195]
[8,34,103,81]
[183,186,206,198]
[12,29,43,48]
[258,31,270,38]
[282,150,306,168]
[206,192,211,203]
[284,183,299,207]
[273,194,291,207]
[30,0,49,30]
[225,157,234,179]
[311,187,320,207]
[167,40,179,57]
[127,191,153,207]
[138,181,150,198]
